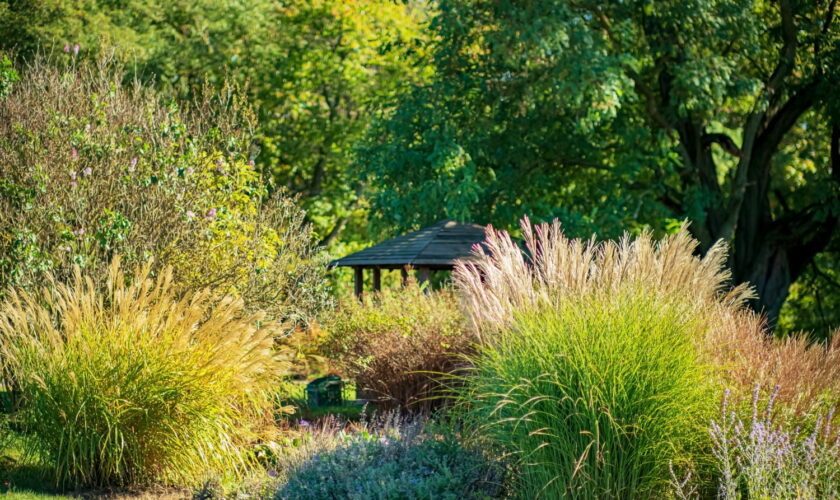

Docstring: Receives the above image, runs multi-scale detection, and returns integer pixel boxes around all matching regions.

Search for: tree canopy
[359,0,840,328]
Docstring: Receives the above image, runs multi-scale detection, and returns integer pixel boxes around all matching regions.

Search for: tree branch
[832,122,840,184]
[703,133,742,157]
[718,0,798,242]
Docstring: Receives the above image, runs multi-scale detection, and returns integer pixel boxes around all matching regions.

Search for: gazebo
[330,219,487,297]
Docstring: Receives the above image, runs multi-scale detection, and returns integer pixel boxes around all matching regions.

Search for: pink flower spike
[206,208,217,219]
[73,44,80,56]
[63,44,71,53]
[71,148,78,161]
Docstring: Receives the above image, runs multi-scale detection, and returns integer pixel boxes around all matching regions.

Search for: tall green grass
[452,221,744,498]
[459,289,713,498]
[0,260,285,488]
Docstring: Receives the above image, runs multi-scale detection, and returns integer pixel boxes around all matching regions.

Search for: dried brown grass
[321,283,472,412]
[454,216,840,413]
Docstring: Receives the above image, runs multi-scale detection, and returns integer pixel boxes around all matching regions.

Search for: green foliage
[0,0,433,249]
[778,240,840,340]
[251,0,432,247]
[0,261,286,488]
[275,415,505,500]
[0,59,329,325]
[458,291,714,499]
[322,285,472,411]
[359,0,840,327]
[0,53,18,97]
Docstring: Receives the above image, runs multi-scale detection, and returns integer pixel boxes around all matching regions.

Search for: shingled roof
[331,220,486,269]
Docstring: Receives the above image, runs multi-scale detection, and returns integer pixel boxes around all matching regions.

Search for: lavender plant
[674,386,840,499]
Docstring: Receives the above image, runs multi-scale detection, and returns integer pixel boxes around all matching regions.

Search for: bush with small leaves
[275,413,506,500]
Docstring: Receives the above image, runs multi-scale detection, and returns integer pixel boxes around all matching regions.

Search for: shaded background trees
[359,0,840,332]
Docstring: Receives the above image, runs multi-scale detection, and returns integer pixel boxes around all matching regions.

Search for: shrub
[321,284,472,412]
[0,259,286,488]
[0,58,329,325]
[671,386,840,499]
[274,413,506,500]
[452,219,749,497]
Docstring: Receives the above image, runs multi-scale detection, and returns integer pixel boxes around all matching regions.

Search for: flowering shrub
[703,386,840,499]
[321,284,472,411]
[274,413,506,500]
[0,58,329,325]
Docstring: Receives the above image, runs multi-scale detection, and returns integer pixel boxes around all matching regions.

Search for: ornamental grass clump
[0,259,286,488]
[453,218,752,498]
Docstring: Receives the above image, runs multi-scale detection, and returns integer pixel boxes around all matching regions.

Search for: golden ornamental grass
[0,258,287,488]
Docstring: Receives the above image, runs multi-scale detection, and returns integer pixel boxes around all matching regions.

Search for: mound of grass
[0,260,285,488]
[460,290,713,498]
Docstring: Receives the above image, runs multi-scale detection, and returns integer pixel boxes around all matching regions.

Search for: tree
[251,0,432,247]
[360,0,840,327]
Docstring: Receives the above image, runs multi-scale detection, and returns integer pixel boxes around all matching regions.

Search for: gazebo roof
[331,220,486,269]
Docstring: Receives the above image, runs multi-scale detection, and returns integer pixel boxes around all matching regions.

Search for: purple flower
[267,469,279,478]
[129,157,138,171]
[63,44,70,53]
[216,159,224,169]
[73,227,85,237]
[70,181,78,189]
[299,419,310,427]
[206,208,217,219]
[73,44,80,56]
[248,159,255,167]
[378,437,390,446]
[82,167,92,177]
[71,148,78,161]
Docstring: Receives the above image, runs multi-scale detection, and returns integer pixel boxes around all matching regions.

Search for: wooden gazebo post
[353,266,363,298]
[372,267,381,292]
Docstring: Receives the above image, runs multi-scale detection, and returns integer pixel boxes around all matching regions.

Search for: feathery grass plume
[0,258,286,488]
[454,216,753,340]
[452,218,759,497]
